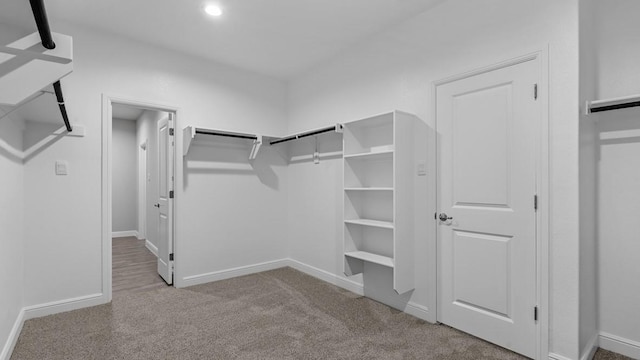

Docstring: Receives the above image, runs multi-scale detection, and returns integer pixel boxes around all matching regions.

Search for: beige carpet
[10,268,631,360]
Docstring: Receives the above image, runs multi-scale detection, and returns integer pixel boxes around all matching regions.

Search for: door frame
[431,48,549,360]
[101,94,180,302]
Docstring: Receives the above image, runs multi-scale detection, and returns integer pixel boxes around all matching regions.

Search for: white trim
[548,353,573,360]
[0,309,24,360]
[179,259,290,288]
[145,240,159,257]
[580,333,599,360]
[111,230,138,238]
[432,48,550,360]
[599,332,640,359]
[287,259,364,296]
[22,293,107,321]
[102,94,181,303]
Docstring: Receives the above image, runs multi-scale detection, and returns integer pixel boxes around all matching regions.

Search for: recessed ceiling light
[204,4,223,17]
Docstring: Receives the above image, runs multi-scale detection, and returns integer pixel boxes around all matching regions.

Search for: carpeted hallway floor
[10,267,633,360]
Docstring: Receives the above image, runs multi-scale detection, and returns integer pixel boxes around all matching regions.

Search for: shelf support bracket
[249,135,262,161]
[182,125,195,156]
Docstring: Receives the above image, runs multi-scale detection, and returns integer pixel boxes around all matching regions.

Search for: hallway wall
[112,118,138,233]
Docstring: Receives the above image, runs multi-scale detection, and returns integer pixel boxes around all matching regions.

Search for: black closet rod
[29,0,72,132]
[590,101,640,113]
[53,81,72,132]
[29,0,55,50]
[270,125,341,145]
[195,129,257,140]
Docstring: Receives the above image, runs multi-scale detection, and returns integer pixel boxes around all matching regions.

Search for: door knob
[154,203,160,208]
[439,213,453,221]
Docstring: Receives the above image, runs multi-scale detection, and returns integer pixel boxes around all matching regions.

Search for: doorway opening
[102,95,177,300]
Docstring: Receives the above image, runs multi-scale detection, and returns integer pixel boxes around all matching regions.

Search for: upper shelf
[182,126,264,159]
[0,32,73,107]
[587,94,640,114]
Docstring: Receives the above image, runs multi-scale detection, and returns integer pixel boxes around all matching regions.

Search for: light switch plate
[55,161,68,175]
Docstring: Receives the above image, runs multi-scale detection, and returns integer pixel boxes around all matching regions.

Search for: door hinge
[169,128,174,136]
[169,253,174,261]
[534,194,538,211]
[169,190,174,199]
[534,306,538,321]
[534,84,538,100]
[434,212,437,220]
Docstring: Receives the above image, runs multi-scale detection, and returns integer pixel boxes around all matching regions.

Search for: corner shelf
[342,110,428,295]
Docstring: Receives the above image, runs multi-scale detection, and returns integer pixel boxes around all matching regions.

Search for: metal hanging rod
[53,81,72,132]
[587,94,640,114]
[270,124,342,145]
[29,0,72,132]
[590,101,640,113]
[195,128,258,140]
[29,0,56,50]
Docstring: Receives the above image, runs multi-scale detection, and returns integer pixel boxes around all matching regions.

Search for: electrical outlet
[417,162,427,176]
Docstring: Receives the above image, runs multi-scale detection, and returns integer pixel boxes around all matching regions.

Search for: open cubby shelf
[342,110,428,295]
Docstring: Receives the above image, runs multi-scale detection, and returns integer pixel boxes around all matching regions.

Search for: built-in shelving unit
[342,111,428,294]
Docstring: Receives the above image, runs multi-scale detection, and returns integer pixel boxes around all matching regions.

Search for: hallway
[112,237,167,296]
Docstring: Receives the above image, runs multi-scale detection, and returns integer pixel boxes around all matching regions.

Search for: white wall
[0,115,24,359]
[17,21,288,307]
[594,0,640,355]
[112,118,137,233]
[287,0,580,358]
[578,0,599,357]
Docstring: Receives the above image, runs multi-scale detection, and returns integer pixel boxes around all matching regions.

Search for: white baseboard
[112,231,138,238]
[549,353,573,360]
[0,308,24,360]
[286,259,364,296]
[145,240,158,257]
[22,293,107,321]
[179,259,290,288]
[580,333,599,360]
[286,259,433,322]
[599,332,640,359]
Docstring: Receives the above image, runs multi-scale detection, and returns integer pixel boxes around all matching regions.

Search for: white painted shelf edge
[344,219,394,229]
[344,187,394,191]
[343,149,394,160]
[586,94,640,115]
[345,251,394,268]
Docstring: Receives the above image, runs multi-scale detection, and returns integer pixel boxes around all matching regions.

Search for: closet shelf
[182,126,263,160]
[587,94,640,114]
[0,0,74,132]
[269,124,343,145]
[345,251,394,268]
[343,149,394,160]
[345,219,394,229]
[344,187,393,191]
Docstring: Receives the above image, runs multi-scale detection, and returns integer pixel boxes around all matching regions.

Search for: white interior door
[436,59,539,357]
[156,114,174,285]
